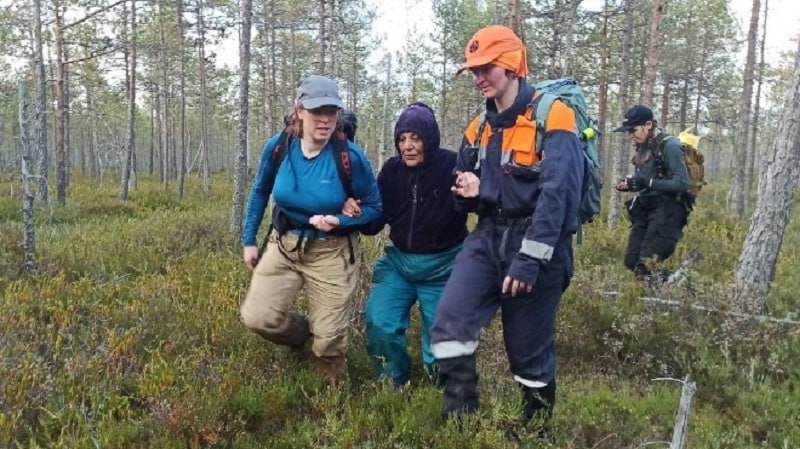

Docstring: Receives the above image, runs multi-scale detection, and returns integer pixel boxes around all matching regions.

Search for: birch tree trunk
[607,0,634,228]
[120,0,137,201]
[642,0,662,106]
[231,0,253,235]
[735,39,800,314]
[728,0,760,219]
[19,81,37,272]
[33,0,49,205]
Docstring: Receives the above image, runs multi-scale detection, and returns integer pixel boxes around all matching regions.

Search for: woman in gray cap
[240,75,382,384]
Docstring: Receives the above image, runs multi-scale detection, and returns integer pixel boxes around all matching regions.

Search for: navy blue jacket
[456,79,583,285]
[361,102,468,254]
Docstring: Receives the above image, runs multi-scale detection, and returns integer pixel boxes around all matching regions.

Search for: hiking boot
[310,355,348,385]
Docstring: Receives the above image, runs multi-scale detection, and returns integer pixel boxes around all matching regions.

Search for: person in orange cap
[430,25,584,432]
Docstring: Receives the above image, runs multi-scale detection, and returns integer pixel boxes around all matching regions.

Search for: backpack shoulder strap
[653,133,680,178]
[332,131,355,198]
[531,91,558,156]
[271,126,294,179]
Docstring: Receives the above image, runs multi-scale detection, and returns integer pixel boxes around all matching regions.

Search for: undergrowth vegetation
[1,173,798,448]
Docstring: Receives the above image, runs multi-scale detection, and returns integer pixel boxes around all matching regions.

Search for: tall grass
[1,173,798,448]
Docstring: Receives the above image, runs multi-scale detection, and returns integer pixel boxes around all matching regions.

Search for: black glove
[626,176,649,192]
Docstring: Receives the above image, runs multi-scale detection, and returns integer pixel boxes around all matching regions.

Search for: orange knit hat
[456,25,528,76]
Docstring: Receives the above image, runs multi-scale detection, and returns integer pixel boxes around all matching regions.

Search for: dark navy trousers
[430,219,573,385]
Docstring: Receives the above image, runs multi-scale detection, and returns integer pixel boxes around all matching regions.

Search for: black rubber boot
[438,355,479,419]
[522,379,556,437]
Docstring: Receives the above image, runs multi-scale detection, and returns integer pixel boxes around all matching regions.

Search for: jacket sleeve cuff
[507,253,542,285]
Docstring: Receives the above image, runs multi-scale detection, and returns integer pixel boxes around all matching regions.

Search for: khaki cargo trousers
[241,230,359,358]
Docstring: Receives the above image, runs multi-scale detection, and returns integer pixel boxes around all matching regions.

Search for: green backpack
[532,77,603,243]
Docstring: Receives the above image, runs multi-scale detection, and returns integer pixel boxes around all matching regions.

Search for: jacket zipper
[407,172,419,249]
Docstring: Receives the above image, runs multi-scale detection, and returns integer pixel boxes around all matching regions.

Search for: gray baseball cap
[296,75,344,110]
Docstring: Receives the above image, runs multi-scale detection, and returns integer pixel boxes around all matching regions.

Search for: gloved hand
[625,176,650,192]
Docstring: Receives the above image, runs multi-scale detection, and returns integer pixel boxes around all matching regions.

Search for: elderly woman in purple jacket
[347,102,468,389]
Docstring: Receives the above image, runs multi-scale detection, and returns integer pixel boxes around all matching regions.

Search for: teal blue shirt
[242,134,382,246]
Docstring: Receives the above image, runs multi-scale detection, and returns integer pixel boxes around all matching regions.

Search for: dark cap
[296,75,344,110]
[613,105,654,132]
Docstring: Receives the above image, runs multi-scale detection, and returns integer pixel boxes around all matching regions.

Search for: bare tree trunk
[598,2,609,179]
[231,0,253,235]
[378,55,391,169]
[54,3,68,205]
[560,0,582,76]
[64,47,71,190]
[178,0,187,199]
[745,0,768,199]
[328,0,338,78]
[506,0,518,33]
[318,0,327,74]
[735,39,800,314]
[642,0,662,106]
[661,76,670,127]
[120,0,137,201]
[158,1,169,186]
[19,81,37,272]
[87,87,98,178]
[149,100,155,175]
[607,0,634,228]
[197,0,211,192]
[33,0,49,205]
[728,0,760,219]
[265,0,277,134]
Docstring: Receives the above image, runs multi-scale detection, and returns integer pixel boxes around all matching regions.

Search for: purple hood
[394,102,441,163]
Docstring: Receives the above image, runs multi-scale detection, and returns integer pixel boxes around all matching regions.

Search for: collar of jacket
[484,78,535,130]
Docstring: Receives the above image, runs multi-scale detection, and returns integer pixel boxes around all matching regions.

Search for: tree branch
[63,0,127,30]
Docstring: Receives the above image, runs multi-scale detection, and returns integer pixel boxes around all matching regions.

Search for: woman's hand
[243,246,259,271]
[309,215,341,232]
[342,197,362,218]
[451,170,480,198]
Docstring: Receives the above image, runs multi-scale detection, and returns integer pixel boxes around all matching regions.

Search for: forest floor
[1,173,798,449]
